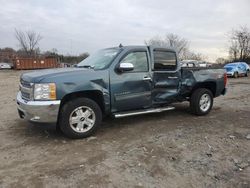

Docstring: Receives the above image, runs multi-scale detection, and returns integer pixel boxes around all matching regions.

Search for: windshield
[77,48,120,70]
[225,67,233,71]
[241,63,249,69]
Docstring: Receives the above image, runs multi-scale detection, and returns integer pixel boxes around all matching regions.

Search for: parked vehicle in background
[224,62,249,78]
[180,60,212,68]
[240,62,250,72]
[17,45,227,139]
[180,60,196,67]
[0,62,11,69]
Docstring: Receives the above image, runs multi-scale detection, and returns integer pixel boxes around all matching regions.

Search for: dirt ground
[0,70,249,188]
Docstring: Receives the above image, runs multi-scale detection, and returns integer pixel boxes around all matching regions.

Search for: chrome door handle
[168,76,178,79]
[143,76,152,81]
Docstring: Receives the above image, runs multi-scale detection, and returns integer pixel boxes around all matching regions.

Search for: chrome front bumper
[16,91,61,123]
[226,72,234,76]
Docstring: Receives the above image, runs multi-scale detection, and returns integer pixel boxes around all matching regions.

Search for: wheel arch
[191,82,216,97]
[59,90,105,116]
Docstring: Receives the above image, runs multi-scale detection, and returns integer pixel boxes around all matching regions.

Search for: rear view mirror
[118,62,134,72]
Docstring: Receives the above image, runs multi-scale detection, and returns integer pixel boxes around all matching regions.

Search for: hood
[21,68,95,83]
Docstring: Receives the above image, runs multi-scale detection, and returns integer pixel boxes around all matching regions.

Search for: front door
[149,47,181,104]
[238,64,246,76]
[110,49,152,112]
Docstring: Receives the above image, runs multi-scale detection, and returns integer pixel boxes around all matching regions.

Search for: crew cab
[17,46,227,138]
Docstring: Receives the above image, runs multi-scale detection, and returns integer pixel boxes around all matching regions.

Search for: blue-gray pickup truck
[17,46,227,138]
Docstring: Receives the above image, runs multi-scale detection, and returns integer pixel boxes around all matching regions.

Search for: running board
[114,106,175,118]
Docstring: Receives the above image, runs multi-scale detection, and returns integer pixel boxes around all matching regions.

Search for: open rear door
[149,46,181,104]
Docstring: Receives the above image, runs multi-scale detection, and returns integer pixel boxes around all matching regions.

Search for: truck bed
[180,67,226,98]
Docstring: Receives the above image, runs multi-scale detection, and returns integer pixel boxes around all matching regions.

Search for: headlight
[34,83,56,100]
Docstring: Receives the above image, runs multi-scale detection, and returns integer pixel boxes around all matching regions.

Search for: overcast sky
[0,0,250,61]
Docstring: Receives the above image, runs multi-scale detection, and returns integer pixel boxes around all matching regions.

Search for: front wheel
[190,88,213,116]
[59,98,102,139]
[233,72,238,78]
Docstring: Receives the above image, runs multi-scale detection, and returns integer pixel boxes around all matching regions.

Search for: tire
[233,72,238,78]
[245,72,248,77]
[59,98,102,139]
[190,88,213,116]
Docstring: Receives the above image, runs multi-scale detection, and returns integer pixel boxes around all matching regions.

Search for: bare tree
[145,33,206,60]
[182,50,205,61]
[15,29,42,57]
[145,35,167,47]
[215,57,227,65]
[145,33,189,59]
[228,26,250,61]
[166,33,189,58]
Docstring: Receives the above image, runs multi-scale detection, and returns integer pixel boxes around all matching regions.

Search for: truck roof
[106,45,176,53]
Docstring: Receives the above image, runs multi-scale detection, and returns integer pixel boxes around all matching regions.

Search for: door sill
[114,106,175,118]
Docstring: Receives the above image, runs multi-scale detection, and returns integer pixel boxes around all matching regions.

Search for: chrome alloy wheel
[199,94,211,112]
[69,106,96,133]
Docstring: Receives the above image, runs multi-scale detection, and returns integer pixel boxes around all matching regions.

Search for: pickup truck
[17,45,227,138]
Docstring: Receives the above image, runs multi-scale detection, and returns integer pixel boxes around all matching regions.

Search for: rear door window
[153,50,177,71]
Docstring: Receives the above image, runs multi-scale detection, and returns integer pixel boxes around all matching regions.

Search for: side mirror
[118,62,134,72]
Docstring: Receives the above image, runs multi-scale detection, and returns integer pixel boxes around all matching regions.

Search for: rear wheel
[190,88,213,116]
[245,71,248,77]
[59,98,102,139]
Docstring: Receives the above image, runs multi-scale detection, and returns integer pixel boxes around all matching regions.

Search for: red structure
[14,58,58,70]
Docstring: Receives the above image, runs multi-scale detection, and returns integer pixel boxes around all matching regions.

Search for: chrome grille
[21,91,30,99]
[20,80,33,100]
[20,79,32,88]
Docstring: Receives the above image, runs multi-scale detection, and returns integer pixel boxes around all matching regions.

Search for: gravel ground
[0,70,249,188]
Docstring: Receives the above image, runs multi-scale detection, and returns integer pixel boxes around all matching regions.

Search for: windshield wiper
[77,65,95,69]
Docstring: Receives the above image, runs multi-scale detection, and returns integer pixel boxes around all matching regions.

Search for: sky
[0,0,250,61]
